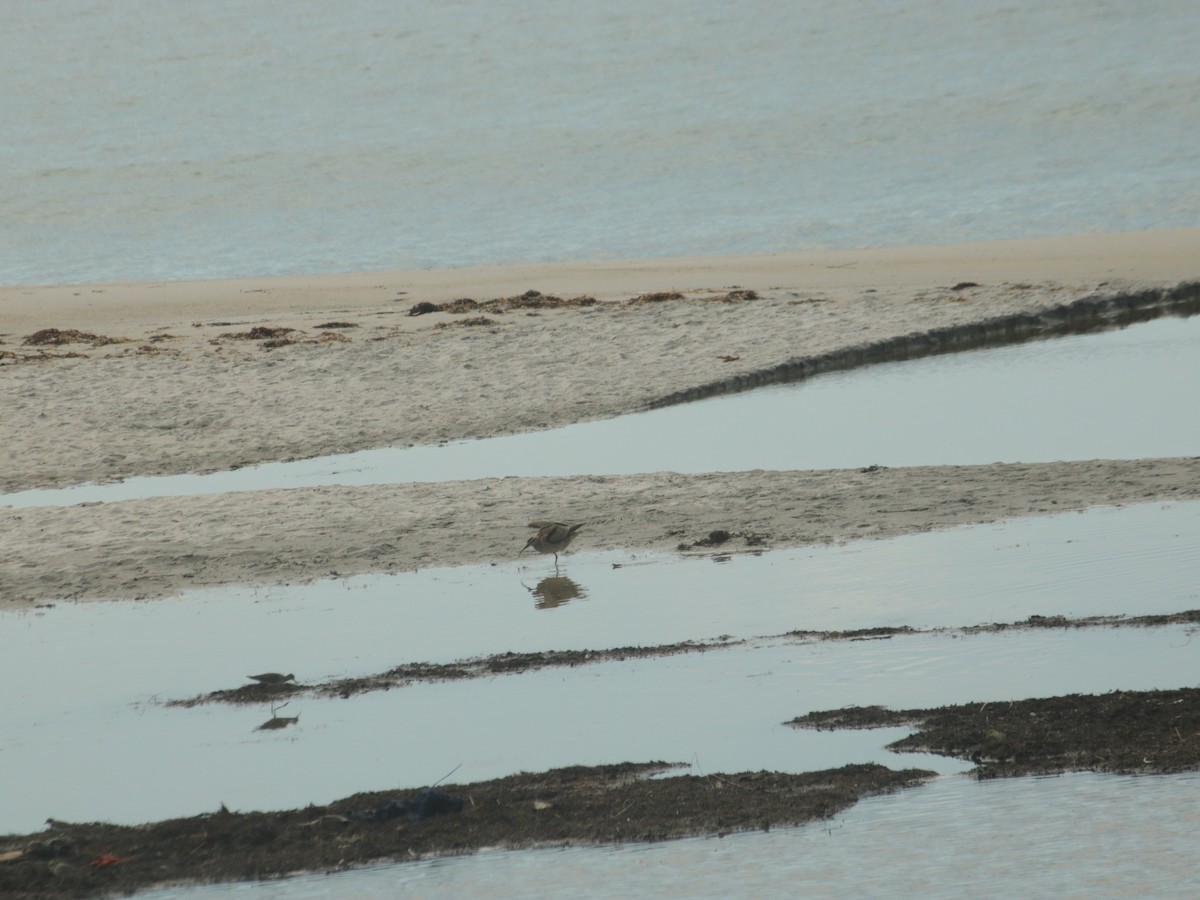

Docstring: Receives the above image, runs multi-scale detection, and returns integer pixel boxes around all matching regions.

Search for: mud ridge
[0,762,933,899]
[646,281,1200,409]
[168,639,743,707]
[785,608,1200,642]
[788,687,1200,777]
[166,610,1200,707]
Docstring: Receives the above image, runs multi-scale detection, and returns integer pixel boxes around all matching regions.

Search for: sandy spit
[2,230,1200,608]
[3,458,1199,608]
[2,229,1198,494]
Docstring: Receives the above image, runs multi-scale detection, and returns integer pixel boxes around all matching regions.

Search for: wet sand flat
[2,230,1199,609]
[2,230,1199,496]
[3,457,1200,608]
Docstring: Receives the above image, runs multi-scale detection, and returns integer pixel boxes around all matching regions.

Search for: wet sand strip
[7,458,1200,610]
[647,280,1200,408]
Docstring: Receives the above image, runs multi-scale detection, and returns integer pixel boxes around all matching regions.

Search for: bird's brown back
[524,521,583,552]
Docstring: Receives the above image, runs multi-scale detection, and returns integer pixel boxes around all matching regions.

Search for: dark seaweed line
[314,639,743,699]
[645,281,1200,410]
[168,610,1200,707]
[166,639,743,707]
[786,609,1200,643]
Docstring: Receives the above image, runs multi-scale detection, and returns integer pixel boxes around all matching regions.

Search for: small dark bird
[521,521,583,567]
[247,672,295,685]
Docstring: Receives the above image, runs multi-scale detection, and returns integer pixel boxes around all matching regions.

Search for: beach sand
[2,229,1199,609]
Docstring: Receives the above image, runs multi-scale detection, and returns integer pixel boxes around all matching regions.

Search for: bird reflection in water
[524,575,587,610]
[256,701,301,732]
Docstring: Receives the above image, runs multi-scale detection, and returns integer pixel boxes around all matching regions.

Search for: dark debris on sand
[208,326,355,350]
[621,289,758,306]
[405,287,758,317]
[678,529,770,551]
[409,290,598,317]
[433,315,500,329]
[217,326,295,341]
[22,329,126,347]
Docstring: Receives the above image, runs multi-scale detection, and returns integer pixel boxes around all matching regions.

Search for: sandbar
[2,230,1199,609]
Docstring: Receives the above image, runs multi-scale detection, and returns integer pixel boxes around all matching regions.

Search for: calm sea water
[3,0,1198,286]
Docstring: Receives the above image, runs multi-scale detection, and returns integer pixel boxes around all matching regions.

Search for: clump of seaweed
[434,316,500,329]
[621,289,758,307]
[23,328,125,346]
[409,290,597,317]
[219,326,295,341]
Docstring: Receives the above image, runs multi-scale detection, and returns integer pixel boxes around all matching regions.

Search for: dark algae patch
[786,609,1200,642]
[408,290,598,316]
[404,287,755,317]
[181,679,307,707]
[0,762,933,899]
[788,688,1200,778]
[676,528,772,551]
[620,289,758,306]
[22,328,126,347]
[218,326,295,341]
[168,639,741,707]
[168,610,1200,706]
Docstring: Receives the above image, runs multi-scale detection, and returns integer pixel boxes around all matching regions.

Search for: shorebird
[521,521,583,567]
[247,672,296,685]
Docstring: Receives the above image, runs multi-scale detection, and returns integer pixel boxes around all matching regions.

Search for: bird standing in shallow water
[521,521,583,568]
[247,673,295,685]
